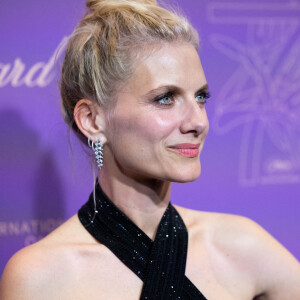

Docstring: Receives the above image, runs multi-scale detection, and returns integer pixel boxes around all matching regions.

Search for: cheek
[114,111,179,143]
[108,111,180,162]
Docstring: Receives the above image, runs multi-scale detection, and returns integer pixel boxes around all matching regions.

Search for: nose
[180,99,209,137]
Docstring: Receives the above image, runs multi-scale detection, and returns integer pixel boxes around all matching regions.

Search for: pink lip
[169,143,201,158]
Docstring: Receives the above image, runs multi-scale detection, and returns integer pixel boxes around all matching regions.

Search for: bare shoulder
[175,205,300,299]
[190,210,299,269]
[0,215,99,300]
[0,241,56,299]
[175,205,297,259]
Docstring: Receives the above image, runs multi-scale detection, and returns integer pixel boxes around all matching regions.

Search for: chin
[172,174,200,183]
[168,165,201,183]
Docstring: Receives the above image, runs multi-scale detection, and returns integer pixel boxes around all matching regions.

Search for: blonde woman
[1,0,300,299]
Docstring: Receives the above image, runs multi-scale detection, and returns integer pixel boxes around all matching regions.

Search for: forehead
[121,43,207,95]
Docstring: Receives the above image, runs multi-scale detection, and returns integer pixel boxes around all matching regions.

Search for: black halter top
[78,182,207,299]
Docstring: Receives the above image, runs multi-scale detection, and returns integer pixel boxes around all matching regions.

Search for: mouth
[168,143,201,158]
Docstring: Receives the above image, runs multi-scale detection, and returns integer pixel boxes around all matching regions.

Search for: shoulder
[0,215,100,300]
[0,241,62,299]
[175,205,300,298]
[175,205,293,257]
[210,213,300,298]
[174,205,265,256]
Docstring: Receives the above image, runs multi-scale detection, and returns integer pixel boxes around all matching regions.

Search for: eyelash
[154,91,210,106]
[195,91,211,104]
[154,92,174,105]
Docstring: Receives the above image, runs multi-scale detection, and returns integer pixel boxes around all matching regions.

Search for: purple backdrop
[1,0,299,274]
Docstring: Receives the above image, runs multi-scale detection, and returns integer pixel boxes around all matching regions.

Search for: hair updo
[60,0,199,141]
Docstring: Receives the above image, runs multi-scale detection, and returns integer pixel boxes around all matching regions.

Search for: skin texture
[1,44,300,300]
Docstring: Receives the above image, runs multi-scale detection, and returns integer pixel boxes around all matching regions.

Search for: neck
[98,167,171,240]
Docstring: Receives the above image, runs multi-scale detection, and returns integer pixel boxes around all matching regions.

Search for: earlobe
[73,99,107,144]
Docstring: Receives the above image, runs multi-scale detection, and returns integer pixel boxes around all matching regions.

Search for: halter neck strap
[78,183,207,299]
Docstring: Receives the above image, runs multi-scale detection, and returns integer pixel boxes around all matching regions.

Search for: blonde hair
[60,0,199,141]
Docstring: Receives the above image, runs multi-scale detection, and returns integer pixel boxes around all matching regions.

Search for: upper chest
[48,212,259,300]
[52,237,257,300]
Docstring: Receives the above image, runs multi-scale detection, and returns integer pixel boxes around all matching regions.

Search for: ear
[73,99,107,144]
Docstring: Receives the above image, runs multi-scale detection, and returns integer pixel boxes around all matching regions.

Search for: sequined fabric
[78,182,207,300]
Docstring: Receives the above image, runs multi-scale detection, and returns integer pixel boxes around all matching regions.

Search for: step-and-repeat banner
[1,0,299,273]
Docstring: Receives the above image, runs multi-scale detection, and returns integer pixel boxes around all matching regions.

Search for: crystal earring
[88,137,103,169]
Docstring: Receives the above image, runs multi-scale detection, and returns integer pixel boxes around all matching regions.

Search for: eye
[155,92,174,105]
[195,91,210,104]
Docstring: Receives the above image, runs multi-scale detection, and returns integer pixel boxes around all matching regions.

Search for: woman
[1,0,300,299]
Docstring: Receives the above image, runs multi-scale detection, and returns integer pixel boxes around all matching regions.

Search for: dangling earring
[88,137,103,169]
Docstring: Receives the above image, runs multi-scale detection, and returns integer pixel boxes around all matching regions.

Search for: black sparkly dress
[78,182,207,300]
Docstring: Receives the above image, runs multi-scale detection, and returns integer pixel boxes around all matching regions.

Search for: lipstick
[168,143,200,158]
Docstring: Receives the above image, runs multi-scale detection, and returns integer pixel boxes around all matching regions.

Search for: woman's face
[104,43,209,183]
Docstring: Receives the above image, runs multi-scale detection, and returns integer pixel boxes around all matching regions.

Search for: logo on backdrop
[207,1,300,186]
[0,37,68,88]
[0,219,64,246]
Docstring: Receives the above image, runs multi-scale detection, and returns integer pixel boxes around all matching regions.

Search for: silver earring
[88,137,103,169]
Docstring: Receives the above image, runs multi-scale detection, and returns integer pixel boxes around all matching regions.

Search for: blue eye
[158,96,172,105]
[196,92,210,104]
[155,93,174,105]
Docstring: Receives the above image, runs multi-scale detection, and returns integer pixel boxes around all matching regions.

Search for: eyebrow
[195,83,209,94]
[143,83,209,98]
